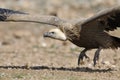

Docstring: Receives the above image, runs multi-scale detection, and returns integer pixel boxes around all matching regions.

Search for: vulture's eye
[51,32,55,34]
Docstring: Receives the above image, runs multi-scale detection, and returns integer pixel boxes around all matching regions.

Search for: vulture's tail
[111,36,120,49]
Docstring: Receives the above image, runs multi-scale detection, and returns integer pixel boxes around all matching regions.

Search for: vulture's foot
[93,47,102,66]
[78,49,90,65]
[78,54,90,65]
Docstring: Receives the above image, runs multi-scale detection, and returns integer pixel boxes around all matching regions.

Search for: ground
[0,0,120,80]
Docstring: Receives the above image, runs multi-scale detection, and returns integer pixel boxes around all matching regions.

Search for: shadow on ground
[0,65,113,72]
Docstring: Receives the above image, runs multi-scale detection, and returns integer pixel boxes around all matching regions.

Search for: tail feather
[111,36,120,49]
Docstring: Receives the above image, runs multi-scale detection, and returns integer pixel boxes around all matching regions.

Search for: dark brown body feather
[64,24,120,49]
[62,6,120,50]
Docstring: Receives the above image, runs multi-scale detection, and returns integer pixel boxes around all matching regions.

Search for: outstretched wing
[78,6,120,31]
[0,8,65,27]
[0,8,27,21]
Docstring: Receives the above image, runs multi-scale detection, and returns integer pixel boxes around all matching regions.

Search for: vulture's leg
[93,47,102,66]
[78,48,90,65]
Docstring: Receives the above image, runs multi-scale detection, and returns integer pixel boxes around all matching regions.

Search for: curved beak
[43,32,50,37]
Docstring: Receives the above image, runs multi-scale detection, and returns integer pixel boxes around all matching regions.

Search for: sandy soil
[0,0,120,80]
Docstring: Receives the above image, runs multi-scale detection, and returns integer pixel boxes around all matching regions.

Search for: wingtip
[0,8,28,15]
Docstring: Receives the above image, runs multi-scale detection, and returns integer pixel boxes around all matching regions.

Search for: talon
[93,55,98,66]
[78,59,80,65]
[78,58,84,65]
[84,54,90,62]
[86,57,90,62]
[78,48,89,66]
[78,56,82,65]
[80,60,85,65]
[93,58,97,66]
[93,47,102,66]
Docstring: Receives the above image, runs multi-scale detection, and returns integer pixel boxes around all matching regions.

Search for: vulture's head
[43,28,67,41]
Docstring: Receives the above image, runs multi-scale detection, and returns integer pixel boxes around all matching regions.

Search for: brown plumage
[0,6,120,66]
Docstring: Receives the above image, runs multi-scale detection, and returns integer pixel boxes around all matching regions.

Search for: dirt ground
[0,0,120,80]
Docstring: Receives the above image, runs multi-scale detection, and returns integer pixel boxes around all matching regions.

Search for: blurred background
[0,0,119,67]
[0,0,120,80]
[0,0,120,19]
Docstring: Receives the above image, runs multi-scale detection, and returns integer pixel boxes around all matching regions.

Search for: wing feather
[78,6,120,31]
[0,8,65,27]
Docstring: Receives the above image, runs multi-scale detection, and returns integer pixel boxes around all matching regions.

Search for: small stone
[1,41,10,45]
[41,42,47,47]
[101,61,110,65]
